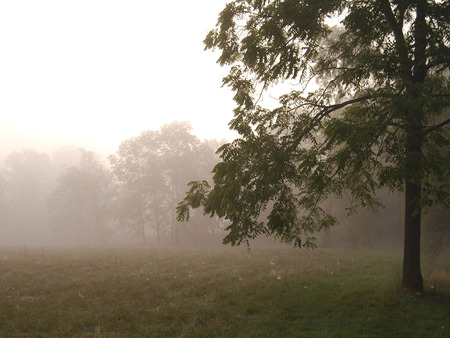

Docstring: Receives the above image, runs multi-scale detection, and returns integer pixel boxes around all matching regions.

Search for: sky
[0,0,238,159]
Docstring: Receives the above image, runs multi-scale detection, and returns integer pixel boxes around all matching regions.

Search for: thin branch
[431,94,450,98]
[304,94,374,111]
[286,94,374,152]
[426,118,450,134]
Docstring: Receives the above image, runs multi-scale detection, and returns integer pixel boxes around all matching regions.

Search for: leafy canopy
[178,0,449,247]
[110,122,220,244]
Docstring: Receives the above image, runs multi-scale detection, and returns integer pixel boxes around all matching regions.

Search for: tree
[177,0,449,290]
[109,122,220,245]
[2,149,53,242]
[109,130,170,245]
[158,122,210,244]
[0,169,13,229]
[48,149,112,244]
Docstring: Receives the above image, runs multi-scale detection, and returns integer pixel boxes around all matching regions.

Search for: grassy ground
[0,246,449,337]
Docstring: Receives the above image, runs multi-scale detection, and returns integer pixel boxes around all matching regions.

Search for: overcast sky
[0,0,239,158]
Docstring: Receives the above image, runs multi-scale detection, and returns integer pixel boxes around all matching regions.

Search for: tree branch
[286,94,374,151]
[426,118,450,134]
[296,94,374,112]
[377,0,412,81]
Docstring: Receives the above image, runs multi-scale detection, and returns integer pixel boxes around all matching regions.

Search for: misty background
[0,1,237,158]
[0,120,448,267]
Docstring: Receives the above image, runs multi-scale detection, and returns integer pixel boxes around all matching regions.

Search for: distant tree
[110,122,219,245]
[422,204,450,261]
[158,122,211,244]
[177,0,449,290]
[2,149,53,240]
[109,130,169,245]
[0,169,13,228]
[317,190,404,250]
[48,150,112,244]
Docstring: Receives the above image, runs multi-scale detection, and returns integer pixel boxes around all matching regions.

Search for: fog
[0,0,237,160]
[1,122,448,263]
[0,123,222,247]
[0,1,236,246]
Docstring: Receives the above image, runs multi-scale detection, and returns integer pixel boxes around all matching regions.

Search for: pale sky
[0,0,238,158]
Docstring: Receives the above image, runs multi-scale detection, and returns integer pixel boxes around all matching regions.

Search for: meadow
[0,246,449,337]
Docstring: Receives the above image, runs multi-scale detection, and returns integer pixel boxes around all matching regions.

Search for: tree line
[0,119,446,257]
[0,122,226,246]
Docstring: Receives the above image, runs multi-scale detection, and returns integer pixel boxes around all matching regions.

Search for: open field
[0,246,449,337]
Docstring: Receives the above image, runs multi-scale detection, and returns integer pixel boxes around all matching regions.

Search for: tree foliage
[1,150,52,233]
[110,122,219,245]
[178,0,449,290]
[48,150,112,244]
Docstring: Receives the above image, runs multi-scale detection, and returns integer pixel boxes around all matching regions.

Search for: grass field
[0,246,449,337]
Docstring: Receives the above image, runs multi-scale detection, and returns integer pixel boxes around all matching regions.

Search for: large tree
[177,0,449,290]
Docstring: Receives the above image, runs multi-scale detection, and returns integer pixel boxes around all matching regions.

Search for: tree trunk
[401,0,428,292]
[402,122,424,291]
[139,222,146,245]
[402,175,423,290]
